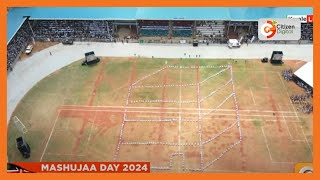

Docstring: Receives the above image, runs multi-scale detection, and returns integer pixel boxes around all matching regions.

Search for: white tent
[294,61,313,88]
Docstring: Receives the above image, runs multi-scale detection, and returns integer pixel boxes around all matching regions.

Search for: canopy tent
[294,61,313,88]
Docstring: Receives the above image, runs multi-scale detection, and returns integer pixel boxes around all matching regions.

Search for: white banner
[287,15,307,23]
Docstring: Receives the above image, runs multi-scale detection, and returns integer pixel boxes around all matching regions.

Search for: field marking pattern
[113,64,242,171]
[39,63,311,171]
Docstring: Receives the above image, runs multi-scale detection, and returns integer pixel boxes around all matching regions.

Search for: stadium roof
[294,61,313,88]
[7,7,313,43]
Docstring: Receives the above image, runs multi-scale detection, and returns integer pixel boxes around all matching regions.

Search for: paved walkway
[7,42,313,123]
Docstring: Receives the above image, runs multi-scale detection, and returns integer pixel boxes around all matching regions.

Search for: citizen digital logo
[258,18,301,40]
[276,24,296,35]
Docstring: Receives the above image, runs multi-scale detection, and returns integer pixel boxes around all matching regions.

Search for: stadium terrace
[7,7,313,71]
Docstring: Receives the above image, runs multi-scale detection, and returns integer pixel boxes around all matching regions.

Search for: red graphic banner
[7,162,150,173]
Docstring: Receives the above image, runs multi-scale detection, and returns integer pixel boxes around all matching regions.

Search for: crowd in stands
[290,94,313,114]
[296,79,313,97]
[138,20,169,37]
[252,22,258,39]
[281,69,294,81]
[196,21,225,37]
[281,69,313,114]
[196,21,226,43]
[7,20,33,71]
[7,19,313,71]
[30,20,114,42]
[301,23,313,41]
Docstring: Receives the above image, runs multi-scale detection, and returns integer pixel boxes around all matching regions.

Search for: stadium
[7,7,313,172]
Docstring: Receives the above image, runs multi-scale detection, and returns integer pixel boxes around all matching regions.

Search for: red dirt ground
[69,61,107,155]
[263,71,283,133]
[114,58,138,156]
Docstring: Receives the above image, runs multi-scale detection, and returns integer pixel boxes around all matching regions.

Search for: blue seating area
[138,20,169,37]
[140,28,168,37]
[173,27,192,37]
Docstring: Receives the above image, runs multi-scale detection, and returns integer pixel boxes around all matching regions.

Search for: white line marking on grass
[60,104,301,113]
[203,140,241,170]
[287,92,299,120]
[278,72,286,89]
[85,111,97,151]
[114,85,132,161]
[286,92,313,156]
[200,79,232,102]
[249,87,256,105]
[132,66,167,86]
[261,126,273,162]
[125,116,301,122]
[200,66,230,84]
[59,108,302,119]
[203,121,238,144]
[201,93,234,118]
[40,110,61,162]
[300,125,313,156]
[278,104,293,139]
[291,139,306,142]
[196,66,204,169]
[133,83,197,88]
[114,61,136,161]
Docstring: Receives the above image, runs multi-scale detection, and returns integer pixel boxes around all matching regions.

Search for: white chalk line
[58,108,302,118]
[201,93,234,118]
[278,104,293,139]
[124,117,301,122]
[60,104,302,114]
[261,126,273,162]
[130,65,241,171]
[261,126,296,164]
[286,92,313,156]
[249,87,256,105]
[178,66,182,172]
[40,110,61,162]
[133,65,229,92]
[278,72,286,89]
[196,66,204,169]
[114,62,136,161]
[85,111,97,152]
[200,79,232,102]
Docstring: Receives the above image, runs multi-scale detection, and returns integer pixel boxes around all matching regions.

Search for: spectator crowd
[7,21,33,71]
[282,69,313,114]
[7,19,313,71]
[30,20,114,42]
[281,69,294,81]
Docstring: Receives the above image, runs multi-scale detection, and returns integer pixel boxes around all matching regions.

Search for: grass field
[7,57,313,172]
